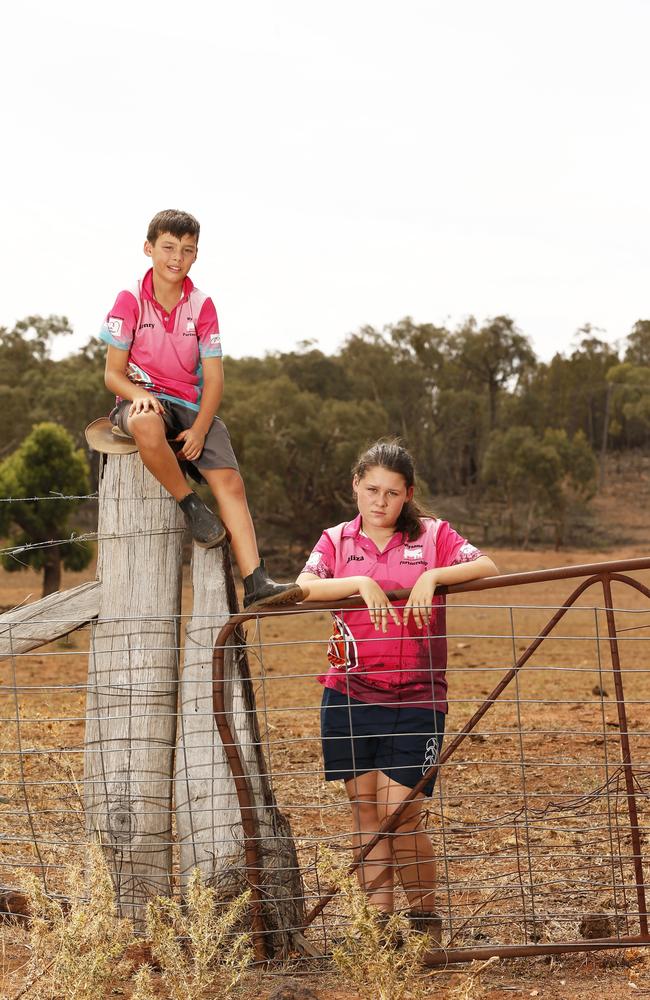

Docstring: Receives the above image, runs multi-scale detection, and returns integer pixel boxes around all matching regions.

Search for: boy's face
[144,231,198,285]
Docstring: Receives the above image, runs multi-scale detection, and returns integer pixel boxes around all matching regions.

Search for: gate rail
[212,557,650,963]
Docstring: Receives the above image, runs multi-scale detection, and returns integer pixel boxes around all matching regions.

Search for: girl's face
[353,466,414,532]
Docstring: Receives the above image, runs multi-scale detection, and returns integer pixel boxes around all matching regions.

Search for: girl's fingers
[367,603,402,631]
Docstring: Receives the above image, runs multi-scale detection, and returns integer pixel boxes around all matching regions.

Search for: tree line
[1,313,649,593]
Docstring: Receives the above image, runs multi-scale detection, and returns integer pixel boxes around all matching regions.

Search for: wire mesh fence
[1,559,650,967]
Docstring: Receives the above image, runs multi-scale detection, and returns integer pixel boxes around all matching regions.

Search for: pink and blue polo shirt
[301,515,482,712]
[99,269,222,411]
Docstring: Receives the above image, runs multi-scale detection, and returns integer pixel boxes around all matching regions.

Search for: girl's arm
[296,572,401,631]
[403,555,499,628]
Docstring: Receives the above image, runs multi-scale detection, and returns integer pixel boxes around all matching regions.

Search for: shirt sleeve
[299,531,336,579]
[99,289,139,351]
[435,520,483,567]
[197,297,223,359]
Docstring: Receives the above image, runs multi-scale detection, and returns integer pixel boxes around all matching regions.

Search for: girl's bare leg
[345,771,394,912]
[376,772,436,911]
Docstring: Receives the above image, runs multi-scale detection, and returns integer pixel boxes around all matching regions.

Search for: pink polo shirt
[99,269,222,411]
[301,515,482,711]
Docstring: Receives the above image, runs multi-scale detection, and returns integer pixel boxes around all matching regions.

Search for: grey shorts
[110,399,239,472]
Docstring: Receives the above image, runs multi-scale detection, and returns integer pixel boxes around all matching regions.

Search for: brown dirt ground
[1,533,650,998]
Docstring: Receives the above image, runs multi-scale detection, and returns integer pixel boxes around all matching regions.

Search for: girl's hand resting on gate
[403,570,439,630]
[358,577,401,632]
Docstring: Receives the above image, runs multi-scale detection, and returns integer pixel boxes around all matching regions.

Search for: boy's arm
[104,346,164,415]
[175,356,224,462]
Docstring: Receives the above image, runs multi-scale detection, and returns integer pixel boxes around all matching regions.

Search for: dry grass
[5,852,254,1000]
[141,870,253,1000]
[16,842,134,1000]
[319,850,433,1000]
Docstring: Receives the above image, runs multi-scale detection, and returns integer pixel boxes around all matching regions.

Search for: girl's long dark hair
[352,439,433,541]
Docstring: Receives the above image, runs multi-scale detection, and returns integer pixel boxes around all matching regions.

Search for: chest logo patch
[186,320,196,333]
[403,547,424,560]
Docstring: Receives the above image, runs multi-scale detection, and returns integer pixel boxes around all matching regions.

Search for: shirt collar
[342,514,404,551]
[141,268,194,304]
[342,514,363,538]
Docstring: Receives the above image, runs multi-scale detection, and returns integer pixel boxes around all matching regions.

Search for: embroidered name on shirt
[346,554,365,563]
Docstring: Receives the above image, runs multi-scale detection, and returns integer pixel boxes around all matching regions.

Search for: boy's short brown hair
[146,209,200,244]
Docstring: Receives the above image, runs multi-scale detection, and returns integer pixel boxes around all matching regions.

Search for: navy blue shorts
[320,687,445,796]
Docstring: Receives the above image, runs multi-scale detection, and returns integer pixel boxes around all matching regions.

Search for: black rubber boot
[243,559,303,610]
[179,492,226,548]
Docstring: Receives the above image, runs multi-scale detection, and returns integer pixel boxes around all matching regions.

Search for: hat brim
[85,417,139,455]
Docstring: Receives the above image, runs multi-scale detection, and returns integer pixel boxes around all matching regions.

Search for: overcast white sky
[2,0,649,362]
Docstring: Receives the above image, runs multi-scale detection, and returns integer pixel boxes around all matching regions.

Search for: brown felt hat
[84,417,139,455]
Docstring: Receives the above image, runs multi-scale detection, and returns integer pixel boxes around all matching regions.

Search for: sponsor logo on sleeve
[209,333,221,346]
[456,542,481,563]
[107,317,123,338]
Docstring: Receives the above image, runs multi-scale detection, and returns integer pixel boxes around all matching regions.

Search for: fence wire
[1,566,650,967]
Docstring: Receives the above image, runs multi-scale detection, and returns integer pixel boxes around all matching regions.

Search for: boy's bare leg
[345,772,394,912]
[201,468,259,576]
[127,411,191,500]
[376,773,436,912]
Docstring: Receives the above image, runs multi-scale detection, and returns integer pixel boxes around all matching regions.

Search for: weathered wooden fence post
[84,454,184,924]
[174,544,304,956]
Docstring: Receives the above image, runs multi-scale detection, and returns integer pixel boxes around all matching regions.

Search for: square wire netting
[1,570,649,965]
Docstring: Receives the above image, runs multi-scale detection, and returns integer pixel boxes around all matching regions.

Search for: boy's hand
[175,427,206,462]
[403,570,438,630]
[129,394,163,417]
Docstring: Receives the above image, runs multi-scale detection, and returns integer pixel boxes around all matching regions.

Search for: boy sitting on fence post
[95,208,302,611]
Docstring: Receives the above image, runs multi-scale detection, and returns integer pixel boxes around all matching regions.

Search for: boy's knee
[212,468,246,498]
[128,411,166,447]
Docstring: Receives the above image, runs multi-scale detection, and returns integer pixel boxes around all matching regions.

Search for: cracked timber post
[84,453,184,925]
[174,543,305,958]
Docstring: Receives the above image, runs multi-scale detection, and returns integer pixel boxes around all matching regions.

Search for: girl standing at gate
[297,440,497,946]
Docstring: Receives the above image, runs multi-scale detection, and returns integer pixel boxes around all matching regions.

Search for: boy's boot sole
[244,583,304,612]
[194,530,227,549]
